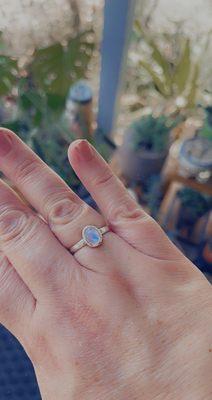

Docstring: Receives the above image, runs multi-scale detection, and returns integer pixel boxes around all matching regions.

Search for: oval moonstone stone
[83,226,102,247]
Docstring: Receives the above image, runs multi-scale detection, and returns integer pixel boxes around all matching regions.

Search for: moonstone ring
[70,225,109,254]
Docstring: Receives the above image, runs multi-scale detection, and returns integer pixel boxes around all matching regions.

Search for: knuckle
[93,167,114,188]
[47,196,87,228]
[0,207,37,245]
[13,157,41,184]
[108,198,145,223]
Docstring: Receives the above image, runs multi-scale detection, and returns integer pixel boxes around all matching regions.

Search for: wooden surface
[162,152,212,196]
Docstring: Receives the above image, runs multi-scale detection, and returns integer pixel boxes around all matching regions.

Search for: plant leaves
[173,39,191,94]
[0,32,19,95]
[186,62,200,108]
[135,20,172,92]
[0,55,18,96]
[139,60,170,98]
[30,30,95,98]
[151,44,172,92]
[0,32,5,52]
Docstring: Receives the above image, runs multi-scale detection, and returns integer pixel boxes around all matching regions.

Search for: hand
[0,128,211,400]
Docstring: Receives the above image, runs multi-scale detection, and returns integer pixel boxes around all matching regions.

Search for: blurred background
[0,1,211,398]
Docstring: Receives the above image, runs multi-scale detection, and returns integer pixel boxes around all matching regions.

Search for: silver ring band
[70,225,109,254]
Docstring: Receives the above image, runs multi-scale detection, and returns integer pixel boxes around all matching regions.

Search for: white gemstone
[83,226,102,247]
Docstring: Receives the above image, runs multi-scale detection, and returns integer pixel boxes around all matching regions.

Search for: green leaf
[139,60,170,98]
[0,32,5,52]
[151,44,172,91]
[199,122,212,141]
[0,55,18,95]
[0,32,19,95]
[46,93,66,114]
[135,20,172,92]
[186,62,200,108]
[16,77,47,126]
[173,39,191,94]
[31,30,95,98]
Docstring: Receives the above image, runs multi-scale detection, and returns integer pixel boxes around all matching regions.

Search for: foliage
[32,125,81,187]
[0,33,19,96]
[198,106,212,141]
[177,187,210,220]
[0,29,95,113]
[205,106,212,126]
[133,21,206,109]
[130,114,178,152]
[30,30,95,99]
[0,29,96,189]
[0,56,18,96]
[199,122,212,141]
[145,174,163,218]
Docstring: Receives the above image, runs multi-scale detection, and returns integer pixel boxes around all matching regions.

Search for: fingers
[0,251,35,337]
[69,140,181,259]
[0,128,104,250]
[0,178,79,300]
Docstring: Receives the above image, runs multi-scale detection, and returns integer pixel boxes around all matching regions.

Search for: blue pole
[97,0,136,138]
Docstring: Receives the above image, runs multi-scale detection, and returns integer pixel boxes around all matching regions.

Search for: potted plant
[178,136,212,178]
[118,114,176,182]
[178,107,212,178]
[198,106,212,142]
[176,187,210,236]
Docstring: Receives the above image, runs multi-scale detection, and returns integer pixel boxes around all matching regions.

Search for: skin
[0,128,211,400]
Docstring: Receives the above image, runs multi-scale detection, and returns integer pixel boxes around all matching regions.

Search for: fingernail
[74,140,94,162]
[0,130,12,157]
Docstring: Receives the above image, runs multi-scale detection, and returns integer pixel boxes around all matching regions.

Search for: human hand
[0,128,211,400]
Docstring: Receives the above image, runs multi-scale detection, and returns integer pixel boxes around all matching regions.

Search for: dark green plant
[0,29,95,122]
[0,28,94,97]
[145,175,163,218]
[32,124,81,187]
[0,33,19,96]
[198,107,212,141]
[205,106,212,127]
[198,122,212,141]
[131,114,178,152]
[30,29,95,99]
[177,187,210,220]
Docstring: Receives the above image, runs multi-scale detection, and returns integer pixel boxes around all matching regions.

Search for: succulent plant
[177,187,210,221]
[198,107,212,141]
[131,114,177,153]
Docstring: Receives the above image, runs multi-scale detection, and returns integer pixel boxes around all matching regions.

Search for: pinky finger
[0,251,35,338]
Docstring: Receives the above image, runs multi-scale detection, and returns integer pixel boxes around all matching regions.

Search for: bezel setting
[82,225,103,248]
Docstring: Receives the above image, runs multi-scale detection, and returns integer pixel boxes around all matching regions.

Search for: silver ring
[70,225,109,254]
